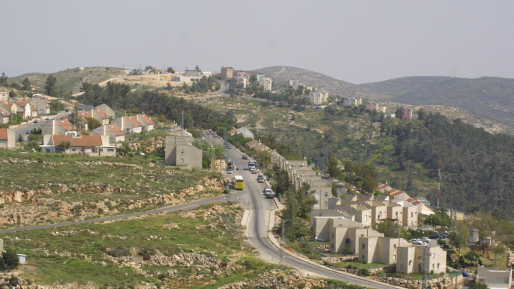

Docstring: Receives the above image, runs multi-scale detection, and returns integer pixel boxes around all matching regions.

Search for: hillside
[251,66,356,96]
[9,67,124,95]
[357,76,514,127]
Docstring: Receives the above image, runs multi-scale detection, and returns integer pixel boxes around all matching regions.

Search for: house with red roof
[92,124,125,144]
[0,106,11,124]
[0,128,15,149]
[41,134,114,156]
[42,119,77,136]
[136,114,154,131]
[9,101,37,119]
[111,116,143,134]
[95,104,115,119]
[77,111,91,131]
[88,109,110,125]
[29,98,51,115]
[167,122,182,134]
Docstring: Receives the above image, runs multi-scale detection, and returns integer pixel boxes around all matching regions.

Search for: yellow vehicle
[144,146,154,154]
[234,175,244,190]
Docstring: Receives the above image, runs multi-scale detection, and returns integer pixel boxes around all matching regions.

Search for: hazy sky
[2,0,514,84]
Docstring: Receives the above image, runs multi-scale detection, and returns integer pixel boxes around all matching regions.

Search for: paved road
[203,133,397,288]
[13,111,70,141]
[0,192,245,234]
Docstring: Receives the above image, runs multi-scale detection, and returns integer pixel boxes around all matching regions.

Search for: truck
[248,161,256,170]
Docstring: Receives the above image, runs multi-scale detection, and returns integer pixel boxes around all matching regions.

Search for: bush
[359,268,370,276]
[0,249,20,270]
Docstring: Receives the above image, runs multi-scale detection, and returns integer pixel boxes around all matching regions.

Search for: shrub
[359,268,370,276]
[0,249,20,270]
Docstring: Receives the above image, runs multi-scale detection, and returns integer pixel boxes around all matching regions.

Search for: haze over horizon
[2,0,514,84]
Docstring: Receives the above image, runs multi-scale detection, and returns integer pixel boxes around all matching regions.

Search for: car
[25,130,31,134]
[460,271,471,278]
[250,167,257,174]
[242,154,248,160]
[429,234,442,239]
[206,131,210,135]
[33,120,38,123]
[64,109,69,112]
[229,144,234,149]
[257,174,264,183]
[421,237,430,243]
[213,134,217,137]
[263,187,273,198]
[227,169,233,174]
[410,239,423,245]
[440,232,449,238]
[46,117,52,120]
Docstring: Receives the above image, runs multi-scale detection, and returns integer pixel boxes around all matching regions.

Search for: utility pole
[437,161,442,209]
[422,243,430,289]
[281,218,285,270]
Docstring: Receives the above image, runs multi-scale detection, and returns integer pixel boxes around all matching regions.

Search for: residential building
[235,77,247,88]
[396,244,447,274]
[77,111,91,131]
[0,87,8,102]
[42,119,77,136]
[41,135,114,156]
[92,124,125,144]
[402,107,413,120]
[360,237,411,265]
[227,127,254,139]
[309,90,329,105]
[334,204,373,227]
[135,114,154,131]
[365,101,378,111]
[259,77,272,91]
[167,122,183,134]
[0,129,15,149]
[221,67,234,79]
[234,70,247,78]
[29,98,51,115]
[165,131,202,169]
[342,97,362,107]
[111,116,143,134]
[309,212,355,242]
[95,104,115,119]
[0,106,11,124]
[77,105,94,111]
[476,267,512,289]
[9,101,37,119]
[329,223,382,254]
[89,109,110,125]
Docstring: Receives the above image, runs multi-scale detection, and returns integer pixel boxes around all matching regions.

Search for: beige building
[0,87,8,102]
[0,129,15,149]
[360,237,411,264]
[95,104,115,119]
[396,244,447,274]
[135,114,154,131]
[221,67,234,79]
[92,124,125,144]
[88,109,110,125]
[42,135,115,156]
[259,77,272,91]
[310,210,354,241]
[111,116,143,134]
[334,204,373,227]
[309,90,329,105]
[0,107,11,124]
[29,98,51,115]
[42,119,77,136]
[165,131,202,170]
[329,223,383,254]
[476,266,512,289]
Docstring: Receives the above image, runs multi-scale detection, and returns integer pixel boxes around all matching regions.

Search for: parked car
[33,120,38,123]
[421,237,430,243]
[25,130,31,134]
[263,187,273,198]
[410,239,423,245]
[227,169,233,174]
[242,154,248,160]
[229,144,234,149]
[461,271,471,278]
[440,232,449,238]
[257,174,264,183]
[46,117,52,120]
[250,167,257,174]
[429,234,442,239]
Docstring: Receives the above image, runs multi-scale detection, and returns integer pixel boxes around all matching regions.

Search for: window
[400,264,404,269]
[99,149,103,152]
[324,201,328,207]
[332,233,334,239]
[394,244,397,249]
[437,263,440,269]
[393,255,396,260]
[411,212,413,217]
[396,212,398,216]
[400,252,403,257]
[409,260,412,265]
[325,192,328,196]
[365,215,368,221]
[108,149,114,152]
[181,149,184,154]
[361,234,364,237]
[362,254,365,259]
[72,149,76,152]
[45,149,50,153]
[180,158,184,163]
[345,238,350,243]
[362,243,365,249]
[432,253,435,258]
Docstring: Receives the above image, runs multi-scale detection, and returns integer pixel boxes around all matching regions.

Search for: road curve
[0,192,245,234]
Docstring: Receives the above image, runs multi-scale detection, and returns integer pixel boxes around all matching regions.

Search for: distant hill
[251,67,514,128]
[357,76,514,127]
[251,66,356,96]
[8,67,123,95]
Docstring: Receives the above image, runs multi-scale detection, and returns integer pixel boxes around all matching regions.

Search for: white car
[227,169,233,174]
[410,239,423,245]
[421,237,430,243]
[250,167,257,174]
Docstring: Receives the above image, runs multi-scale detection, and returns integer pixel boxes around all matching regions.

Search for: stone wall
[374,275,462,289]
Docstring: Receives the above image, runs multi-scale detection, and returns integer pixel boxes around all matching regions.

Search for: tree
[374,220,401,238]
[327,156,341,179]
[331,182,338,197]
[167,67,175,73]
[0,248,19,270]
[17,134,24,143]
[448,231,466,251]
[395,108,403,119]
[57,140,71,153]
[362,174,378,194]
[195,65,201,72]
[22,77,31,91]
[0,72,7,86]
[464,250,480,265]
[85,117,101,130]
[491,244,506,266]
[44,75,58,96]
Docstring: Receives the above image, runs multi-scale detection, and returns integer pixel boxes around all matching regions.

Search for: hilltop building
[165,131,202,170]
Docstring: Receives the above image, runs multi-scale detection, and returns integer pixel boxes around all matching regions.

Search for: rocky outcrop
[374,275,456,289]
[219,269,326,289]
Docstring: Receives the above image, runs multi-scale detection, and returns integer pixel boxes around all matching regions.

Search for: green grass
[333,261,388,270]
[1,204,278,288]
